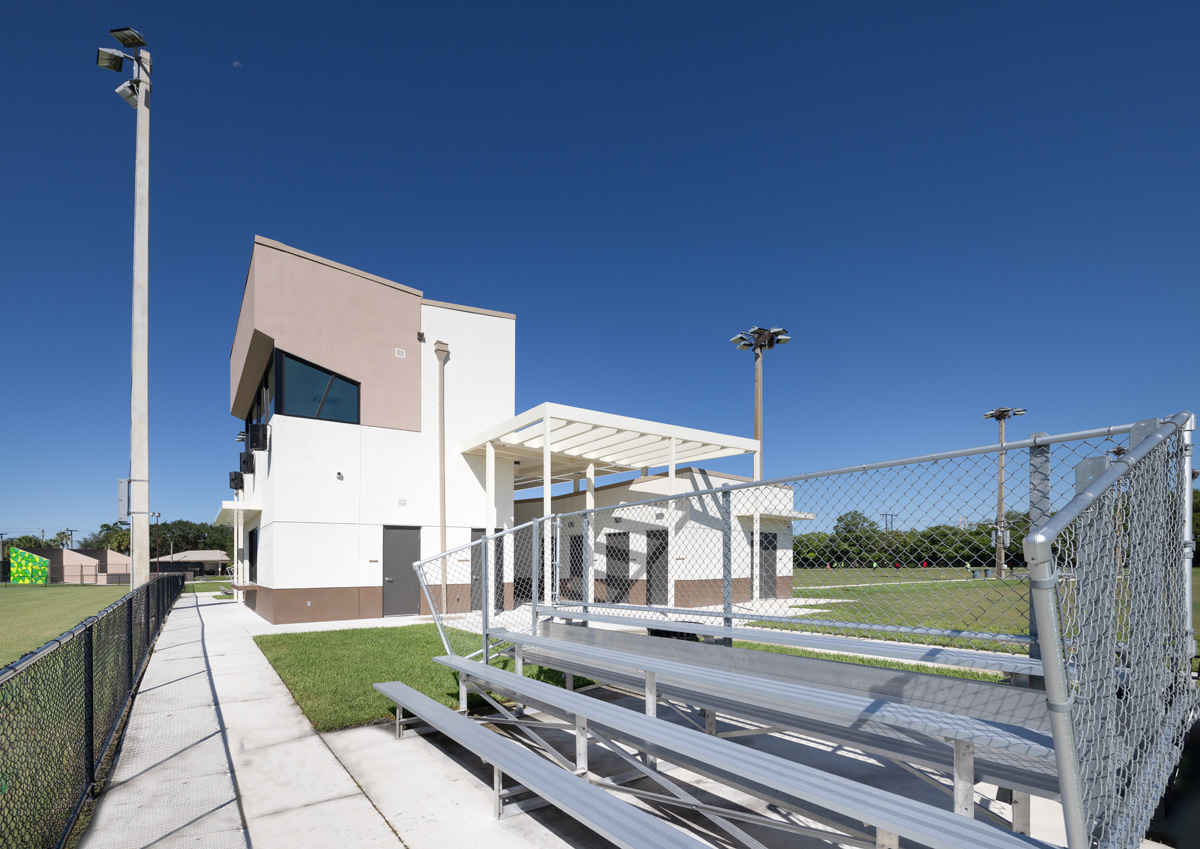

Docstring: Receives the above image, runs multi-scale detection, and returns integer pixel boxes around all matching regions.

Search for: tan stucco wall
[230,237,425,431]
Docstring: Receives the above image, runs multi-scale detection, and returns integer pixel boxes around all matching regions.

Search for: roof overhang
[215,501,263,527]
[462,403,759,490]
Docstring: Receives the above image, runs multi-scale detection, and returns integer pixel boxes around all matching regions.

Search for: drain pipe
[434,341,450,614]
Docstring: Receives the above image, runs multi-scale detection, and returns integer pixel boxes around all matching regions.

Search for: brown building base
[245,585,383,625]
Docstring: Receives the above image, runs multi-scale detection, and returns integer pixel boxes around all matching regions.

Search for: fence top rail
[0,574,180,685]
[411,516,544,571]
[558,417,1163,522]
[1024,412,1191,558]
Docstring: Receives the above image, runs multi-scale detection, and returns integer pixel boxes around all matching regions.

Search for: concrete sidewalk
[79,592,1167,849]
[81,594,400,849]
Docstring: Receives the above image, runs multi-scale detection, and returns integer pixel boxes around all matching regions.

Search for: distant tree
[832,511,880,537]
[78,523,131,554]
[2,535,50,558]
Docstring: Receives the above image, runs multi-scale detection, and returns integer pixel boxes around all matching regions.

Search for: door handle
[385,577,393,582]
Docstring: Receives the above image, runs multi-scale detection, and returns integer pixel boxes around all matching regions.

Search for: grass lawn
[793,565,973,588]
[0,584,128,666]
[255,624,573,732]
[792,577,1031,639]
[184,580,231,593]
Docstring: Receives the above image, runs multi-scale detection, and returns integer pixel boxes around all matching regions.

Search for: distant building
[26,549,130,585]
[153,550,231,579]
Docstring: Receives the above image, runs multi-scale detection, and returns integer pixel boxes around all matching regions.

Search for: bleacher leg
[514,646,525,712]
[493,764,503,818]
[575,715,589,775]
[951,739,975,817]
[459,678,468,713]
[644,670,657,769]
[565,671,574,691]
[875,828,899,849]
[704,708,717,736]
[1011,790,1031,834]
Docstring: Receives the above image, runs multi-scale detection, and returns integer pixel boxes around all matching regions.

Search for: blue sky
[2,2,1196,540]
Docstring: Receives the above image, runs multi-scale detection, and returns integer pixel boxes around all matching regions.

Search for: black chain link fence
[0,575,184,849]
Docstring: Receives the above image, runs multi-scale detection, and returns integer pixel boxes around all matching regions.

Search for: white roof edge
[422,299,516,321]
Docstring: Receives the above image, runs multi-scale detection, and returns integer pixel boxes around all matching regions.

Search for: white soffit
[215,501,263,527]
[462,403,759,489]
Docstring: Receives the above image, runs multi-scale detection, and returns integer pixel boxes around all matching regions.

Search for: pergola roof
[462,403,759,490]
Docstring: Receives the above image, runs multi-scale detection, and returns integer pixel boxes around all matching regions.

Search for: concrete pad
[230,733,364,821]
[247,792,400,848]
[209,668,292,704]
[219,695,314,755]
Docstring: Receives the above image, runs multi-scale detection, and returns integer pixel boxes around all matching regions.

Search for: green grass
[793,565,974,588]
[0,584,128,666]
[792,576,1031,636]
[254,624,575,732]
[184,580,231,593]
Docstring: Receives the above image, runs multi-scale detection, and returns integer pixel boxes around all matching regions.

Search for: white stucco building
[218,238,763,624]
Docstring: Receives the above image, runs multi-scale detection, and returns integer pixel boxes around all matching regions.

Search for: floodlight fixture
[96,47,129,72]
[110,28,146,48]
[983,407,1026,421]
[115,80,139,108]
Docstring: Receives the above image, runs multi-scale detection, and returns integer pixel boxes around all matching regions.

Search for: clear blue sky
[2,2,1196,541]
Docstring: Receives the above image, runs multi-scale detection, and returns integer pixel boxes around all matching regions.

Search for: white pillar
[753,448,762,482]
[542,417,552,602]
[667,439,677,607]
[485,441,496,533]
[585,463,595,511]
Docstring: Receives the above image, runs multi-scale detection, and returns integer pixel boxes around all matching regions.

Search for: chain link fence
[0,575,184,849]
[413,412,1195,849]
[415,517,552,660]
[1027,414,1196,849]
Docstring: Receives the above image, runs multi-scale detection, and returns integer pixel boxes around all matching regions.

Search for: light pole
[983,407,1025,579]
[730,326,789,479]
[97,28,152,589]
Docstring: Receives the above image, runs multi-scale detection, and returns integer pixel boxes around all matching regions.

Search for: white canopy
[462,402,760,490]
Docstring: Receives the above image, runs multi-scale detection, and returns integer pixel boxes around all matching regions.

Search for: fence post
[531,520,540,638]
[721,489,733,633]
[126,591,134,693]
[582,513,592,615]
[1027,433,1051,662]
[1183,414,1196,657]
[83,622,95,792]
[143,584,150,668]
[480,540,490,666]
[553,517,562,605]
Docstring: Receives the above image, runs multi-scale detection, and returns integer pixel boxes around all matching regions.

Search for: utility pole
[984,407,1025,579]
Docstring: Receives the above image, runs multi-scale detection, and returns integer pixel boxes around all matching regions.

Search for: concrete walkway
[80,593,1169,849]
[82,594,399,849]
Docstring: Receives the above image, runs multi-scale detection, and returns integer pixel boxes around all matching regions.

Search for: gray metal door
[646,530,668,606]
[383,526,421,615]
[759,531,778,599]
[607,531,630,603]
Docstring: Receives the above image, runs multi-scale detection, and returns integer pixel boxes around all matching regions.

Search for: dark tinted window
[319,376,359,423]
[279,352,359,423]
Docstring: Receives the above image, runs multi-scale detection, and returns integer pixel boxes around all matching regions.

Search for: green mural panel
[10,548,49,584]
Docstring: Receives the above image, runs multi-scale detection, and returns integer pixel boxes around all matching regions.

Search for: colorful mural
[10,548,49,584]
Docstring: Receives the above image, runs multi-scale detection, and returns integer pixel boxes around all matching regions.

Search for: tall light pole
[730,326,789,479]
[97,28,152,588]
[984,406,1025,580]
